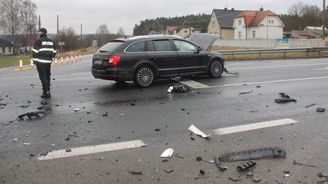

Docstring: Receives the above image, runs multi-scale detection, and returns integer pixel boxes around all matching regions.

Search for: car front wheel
[208,60,223,78]
[134,66,155,87]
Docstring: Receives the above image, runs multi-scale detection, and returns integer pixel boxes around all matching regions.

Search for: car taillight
[108,56,121,66]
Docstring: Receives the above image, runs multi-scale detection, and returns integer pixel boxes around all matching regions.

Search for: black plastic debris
[274,93,296,104]
[129,171,142,175]
[217,147,286,162]
[17,111,47,121]
[39,151,49,156]
[65,149,72,152]
[228,177,239,182]
[164,169,174,173]
[305,103,316,108]
[253,177,262,183]
[154,128,161,132]
[239,90,253,95]
[167,84,190,93]
[199,170,205,176]
[102,112,108,117]
[237,161,256,172]
[317,108,326,112]
[318,172,328,178]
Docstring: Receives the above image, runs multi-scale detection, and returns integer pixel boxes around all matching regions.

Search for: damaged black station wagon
[92,35,225,87]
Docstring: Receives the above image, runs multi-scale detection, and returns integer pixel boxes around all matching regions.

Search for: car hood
[188,33,221,51]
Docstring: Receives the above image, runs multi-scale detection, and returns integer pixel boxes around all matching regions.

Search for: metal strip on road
[214,118,298,135]
[37,140,146,161]
[180,80,209,89]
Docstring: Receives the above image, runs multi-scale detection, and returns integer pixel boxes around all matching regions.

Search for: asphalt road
[1,55,328,184]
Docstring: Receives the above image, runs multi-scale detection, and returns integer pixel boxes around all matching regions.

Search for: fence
[213,39,325,49]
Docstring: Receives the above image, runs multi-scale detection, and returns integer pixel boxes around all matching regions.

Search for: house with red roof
[233,8,284,39]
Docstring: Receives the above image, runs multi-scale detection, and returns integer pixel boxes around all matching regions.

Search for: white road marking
[210,76,328,88]
[37,140,146,161]
[228,63,328,71]
[180,80,209,89]
[214,118,298,135]
[312,67,328,71]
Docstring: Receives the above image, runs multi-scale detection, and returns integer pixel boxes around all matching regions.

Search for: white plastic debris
[23,142,30,145]
[160,148,174,158]
[167,86,174,93]
[188,124,211,139]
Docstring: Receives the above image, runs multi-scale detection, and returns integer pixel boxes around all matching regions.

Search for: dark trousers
[36,63,51,91]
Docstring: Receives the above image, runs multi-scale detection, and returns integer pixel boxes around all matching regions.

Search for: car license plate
[94,60,103,65]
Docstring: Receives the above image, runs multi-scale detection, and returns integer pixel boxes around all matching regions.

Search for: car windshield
[98,41,124,52]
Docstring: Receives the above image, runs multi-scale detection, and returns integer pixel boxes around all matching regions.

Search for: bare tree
[96,24,110,46]
[117,27,125,36]
[60,27,78,51]
[96,24,109,35]
[20,0,37,53]
[288,2,304,17]
[0,0,23,54]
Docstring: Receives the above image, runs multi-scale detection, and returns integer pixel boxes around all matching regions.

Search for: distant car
[91,35,225,87]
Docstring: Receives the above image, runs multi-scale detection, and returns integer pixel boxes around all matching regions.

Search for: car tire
[208,60,223,78]
[134,65,155,87]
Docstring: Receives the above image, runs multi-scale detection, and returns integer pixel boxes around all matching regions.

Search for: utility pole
[80,24,83,50]
[57,14,60,53]
[38,15,41,29]
[323,0,326,40]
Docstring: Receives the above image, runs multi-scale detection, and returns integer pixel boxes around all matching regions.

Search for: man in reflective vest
[32,28,57,98]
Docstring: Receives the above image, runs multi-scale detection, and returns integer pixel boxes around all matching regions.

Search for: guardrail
[218,47,328,57]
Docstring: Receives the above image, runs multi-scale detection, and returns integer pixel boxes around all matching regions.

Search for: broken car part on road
[17,111,47,120]
[167,84,190,93]
[160,148,174,158]
[188,124,211,139]
[274,93,297,104]
[213,157,228,171]
[236,161,256,172]
[217,147,286,162]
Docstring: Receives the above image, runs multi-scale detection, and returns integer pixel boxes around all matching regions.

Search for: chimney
[260,6,264,11]
[231,8,235,11]
[224,8,227,11]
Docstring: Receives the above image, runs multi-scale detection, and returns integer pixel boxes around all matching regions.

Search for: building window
[184,30,188,33]
[212,21,215,27]
[238,20,242,26]
[238,31,241,39]
[252,31,256,38]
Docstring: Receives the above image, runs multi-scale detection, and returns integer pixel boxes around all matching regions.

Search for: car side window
[153,40,173,51]
[125,41,146,52]
[173,40,198,52]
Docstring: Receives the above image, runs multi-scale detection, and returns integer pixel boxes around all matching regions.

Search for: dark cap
[38,28,47,34]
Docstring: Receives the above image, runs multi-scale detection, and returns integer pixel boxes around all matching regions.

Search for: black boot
[41,90,51,99]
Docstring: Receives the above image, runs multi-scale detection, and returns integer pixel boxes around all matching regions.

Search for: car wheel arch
[134,61,158,77]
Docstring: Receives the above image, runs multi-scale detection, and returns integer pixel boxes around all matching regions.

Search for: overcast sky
[33,0,319,35]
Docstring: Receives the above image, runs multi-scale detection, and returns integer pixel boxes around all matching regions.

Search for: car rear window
[98,41,124,52]
[125,41,146,52]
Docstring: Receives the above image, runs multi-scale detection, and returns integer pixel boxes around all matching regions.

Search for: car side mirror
[195,46,201,53]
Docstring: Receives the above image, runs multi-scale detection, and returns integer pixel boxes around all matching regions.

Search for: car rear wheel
[134,66,155,87]
[208,60,223,78]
